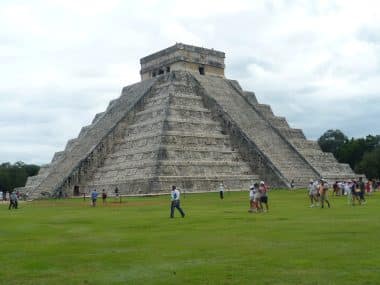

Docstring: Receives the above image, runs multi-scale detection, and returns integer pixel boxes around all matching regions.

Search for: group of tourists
[89,187,119,207]
[170,181,270,218]
[248,181,269,213]
[307,177,374,208]
[307,178,331,208]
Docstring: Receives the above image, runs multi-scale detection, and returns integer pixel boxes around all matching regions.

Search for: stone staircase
[84,73,258,194]
[239,86,357,184]
[194,74,319,187]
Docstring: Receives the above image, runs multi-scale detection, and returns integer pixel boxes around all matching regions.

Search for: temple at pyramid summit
[22,43,359,198]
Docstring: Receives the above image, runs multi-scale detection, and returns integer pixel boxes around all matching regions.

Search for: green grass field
[1,190,379,285]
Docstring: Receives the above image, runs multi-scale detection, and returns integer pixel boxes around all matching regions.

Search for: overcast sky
[1,0,379,165]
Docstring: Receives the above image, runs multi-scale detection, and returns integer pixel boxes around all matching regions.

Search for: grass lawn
[1,190,379,285]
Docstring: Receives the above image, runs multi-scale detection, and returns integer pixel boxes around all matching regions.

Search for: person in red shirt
[259,181,269,212]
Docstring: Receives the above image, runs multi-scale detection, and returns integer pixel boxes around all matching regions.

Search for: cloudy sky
[1,0,379,165]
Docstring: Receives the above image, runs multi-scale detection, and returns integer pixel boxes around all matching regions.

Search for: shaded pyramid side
[240,90,359,182]
[84,72,259,194]
[23,78,157,198]
[193,73,321,187]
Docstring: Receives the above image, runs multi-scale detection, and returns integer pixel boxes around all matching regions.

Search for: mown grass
[1,190,379,285]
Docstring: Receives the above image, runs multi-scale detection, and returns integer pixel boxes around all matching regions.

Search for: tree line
[318,129,380,179]
[0,161,40,193]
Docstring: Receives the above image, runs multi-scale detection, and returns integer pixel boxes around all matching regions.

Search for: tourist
[170,185,185,218]
[308,179,316,207]
[319,179,330,208]
[344,181,352,205]
[313,180,320,207]
[358,177,366,204]
[91,189,98,207]
[339,181,345,196]
[248,185,255,212]
[114,186,121,203]
[8,191,18,210]
[218,182,225,199]
[102,189,107,204]
[332,181,339,196]
[259,181,269,212]
[290,179,295,190]
[351,180,361,206]
[365,180,372,195]
[248,183,261,213]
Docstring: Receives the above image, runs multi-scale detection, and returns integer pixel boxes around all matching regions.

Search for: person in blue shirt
[91,189,98,207]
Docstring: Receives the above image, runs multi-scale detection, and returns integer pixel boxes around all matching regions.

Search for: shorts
[260,196,268,203]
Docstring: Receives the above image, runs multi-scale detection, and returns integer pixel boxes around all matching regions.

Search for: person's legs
[309,195,314,207]
[220,191,224,199]
[175,201,185,217]
[170,201,175,218]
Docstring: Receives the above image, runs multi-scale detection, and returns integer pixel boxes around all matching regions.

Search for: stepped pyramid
[23,43,358,198]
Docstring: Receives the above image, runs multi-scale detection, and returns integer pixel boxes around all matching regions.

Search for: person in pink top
[259,181,269,212]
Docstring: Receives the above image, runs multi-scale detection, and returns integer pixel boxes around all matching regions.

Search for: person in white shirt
[170,185,185,218]
[218,182,225,199]
[248,183,260,212]
[308,179,316,207]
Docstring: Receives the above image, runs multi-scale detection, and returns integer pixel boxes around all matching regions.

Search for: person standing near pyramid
[218,182,225,199]
[170,185,185,218]
[91,189,98,207]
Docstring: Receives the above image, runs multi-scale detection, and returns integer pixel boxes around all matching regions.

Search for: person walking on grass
[344,181,352,205]
[91,189,98,207]
[259,181,269,212]
[319,179,330,208]
[218,182,225,199]
[308,179,316,207]
[351,180,362,206]
[8,191,18,210]
[102,189,107,204]
[170,185,185,218]
[358,177,366,204]
[248,183,260,213]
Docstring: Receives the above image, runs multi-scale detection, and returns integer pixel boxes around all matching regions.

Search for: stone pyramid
[23,43,358,198]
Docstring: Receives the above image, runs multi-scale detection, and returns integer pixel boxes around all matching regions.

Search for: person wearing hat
[170,185,185,218]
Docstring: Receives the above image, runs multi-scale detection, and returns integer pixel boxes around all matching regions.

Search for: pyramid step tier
[86,174,259,194]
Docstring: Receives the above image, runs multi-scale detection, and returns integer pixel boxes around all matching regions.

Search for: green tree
[0,162,40,193]
[336,135,380,169]
[356,147,380,179]
[318,129,348,158]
